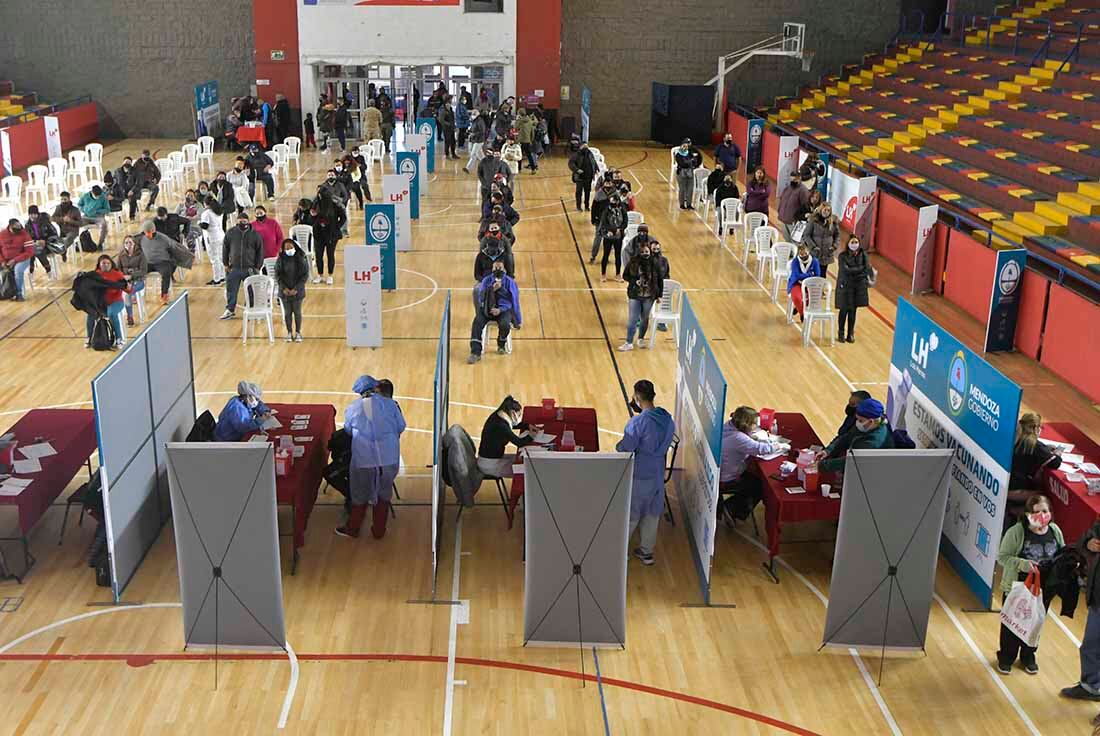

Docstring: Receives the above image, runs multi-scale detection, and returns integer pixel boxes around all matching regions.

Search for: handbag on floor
[79,230,99,253]
[0,266,16,300]
[1001,570,1046,648]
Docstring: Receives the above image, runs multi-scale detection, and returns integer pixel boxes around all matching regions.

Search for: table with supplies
[506,405,601,528]
[248,403,336,573]
[750,412,840,582]
[1040,422,1100,544]
[234,124,267,150]
[0,409,97,581]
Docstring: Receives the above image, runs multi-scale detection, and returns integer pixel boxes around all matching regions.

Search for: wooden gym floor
[0,138,1098,735]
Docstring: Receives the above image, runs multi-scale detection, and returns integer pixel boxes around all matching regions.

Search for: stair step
[1058,191,1100,215]
[992,220,1032,246]
[1034,201,1079,226]
[862,145,890,160]
[984,88,1009,101]
[1013,75,1039,86]
[1079,181,1100,199]
[968,95,992,110]
[1031,66,1056,80]
[923,116,952,131]
[1044,58,1066,71]
[939,109,961,125]
[998,81,1023,96]
[953,103,977,116]
[1013,210,1066,235]
[906,124,928,139]
[895,130,924,145]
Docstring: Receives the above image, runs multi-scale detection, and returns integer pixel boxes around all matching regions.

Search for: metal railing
[727,103,1100,302]
[0,95,93,129]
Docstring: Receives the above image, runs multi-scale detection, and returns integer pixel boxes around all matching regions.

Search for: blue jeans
[123,280,145,319]
[626,297,655,343]
[1081,605,1100,694]
[13,259,31,298]
[225,268,250,312]
[86,301,124,340]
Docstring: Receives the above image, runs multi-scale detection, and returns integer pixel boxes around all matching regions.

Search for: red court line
[0,650,821,735]
[867,304,895,329]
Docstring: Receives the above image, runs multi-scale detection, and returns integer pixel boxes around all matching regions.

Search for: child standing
[303,113,316,148]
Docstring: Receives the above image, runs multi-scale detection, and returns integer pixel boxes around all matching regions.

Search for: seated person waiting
[816,398,893,472]
[467,261,522,364]
[214,381,273,441]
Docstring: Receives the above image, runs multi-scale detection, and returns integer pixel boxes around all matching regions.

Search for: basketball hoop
[801,51,815,73]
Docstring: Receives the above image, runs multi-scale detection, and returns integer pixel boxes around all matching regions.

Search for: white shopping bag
[1000,570,1046,648]
[234,186,254,209]
[789,220,807,243]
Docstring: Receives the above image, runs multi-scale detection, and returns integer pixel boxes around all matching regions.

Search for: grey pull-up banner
[523,452,633,648]
[822,449,954,664]
[165,443,286,650]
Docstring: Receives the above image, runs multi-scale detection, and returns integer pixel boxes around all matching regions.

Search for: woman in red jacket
[84,254,131,348]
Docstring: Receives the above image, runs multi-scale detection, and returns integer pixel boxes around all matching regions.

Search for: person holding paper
[476,396,535,479]
[336,375,406,540]
[617,380,676,566]
[816,398,893,473]
[996,494,1062,676]
[1008,413,1063,525]
[213,381,272,442]
[719,407,789,523]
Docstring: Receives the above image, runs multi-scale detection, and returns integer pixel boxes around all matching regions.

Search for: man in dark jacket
[51,191,83,256]
[246,145,276,201]
[437,99,457,159]
[220,211,265,319]
[481,192,519,227]
[154,206,190,245]
[127,151,161,220]
[477,149,509,203]
[24,205,57,280]
[714,134,742,174]
[333,100,350,152]
[817,398,893,473]
[463,110,488,174]
[273,94,291,144]
[569,142,597,212]
[1060,520,1100,701]
[673,139,703,210]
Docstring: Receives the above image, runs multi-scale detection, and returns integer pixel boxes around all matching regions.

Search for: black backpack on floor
[90,317,116,350]
[79,230,99,253]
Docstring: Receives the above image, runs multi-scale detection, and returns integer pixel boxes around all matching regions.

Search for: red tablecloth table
[750,412,840,581]
[253,403,336,573]
[1041,423,1100,544]
[0,409,97,581]
[506,406,600,527]
[235,125,267,149]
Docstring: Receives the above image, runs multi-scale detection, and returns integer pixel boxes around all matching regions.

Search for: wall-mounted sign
[270,50,285,61]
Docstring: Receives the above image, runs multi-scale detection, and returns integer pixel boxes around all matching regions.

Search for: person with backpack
[77,185,111,250]
[598,193,629,282]
[81,254,130,348]
[0,219,35,301]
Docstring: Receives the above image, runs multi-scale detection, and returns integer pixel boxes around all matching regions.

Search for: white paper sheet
[531,432,557,445]
[0,485,27,496]
[261,416,283,431]
[292,445,305,458]
[1,477,32,489]
[1063,453,1086,466]
[18,442,57,460]
[293,436,313,443]
[294,415,310,420]
[1079,463,1100,475]
[785,486,806,495]
[249,435,270,444]
[12,457,42,473]
[1045,440,1075,454]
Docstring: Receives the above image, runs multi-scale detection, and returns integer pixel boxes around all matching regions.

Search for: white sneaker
[285,334,294,342]
[326,276,334,285]
[219,309,235,320]
[638,339,650,349]
[617,342,634,352]
[312,276,322,284]
[294,333,304,342]
[115,338,126,348]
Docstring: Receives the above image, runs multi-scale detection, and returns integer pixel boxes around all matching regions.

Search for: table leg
[290,504,298,576]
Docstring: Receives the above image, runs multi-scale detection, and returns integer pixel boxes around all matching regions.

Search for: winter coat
[69,271,129,318]
[140,231,194,269]
[116,248,148,279]
[274,245,309,298]
[569,149,597,184]
[835,248,871,311]
[516,115,536,144]
[0,228,33,264]
[442,424,482,507]
[624,256,663,301]
[502,142,522,175]
[787,255,821,293]
[362,106,383,140]
[598,203,628,239]
[222,225,264,273]
[744,179,771,214]
[468,116,488,144]
[804,213,840,266]
[455,103,471,130]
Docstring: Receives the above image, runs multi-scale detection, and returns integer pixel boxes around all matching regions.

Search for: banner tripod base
[680,602,737,609]
[961,606,1001,614]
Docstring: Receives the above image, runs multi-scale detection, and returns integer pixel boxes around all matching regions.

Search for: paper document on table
[12,458,42,473]
[294,415,310,420]
[759,446,790,461]
[294,436,313,443]
[531,433,556,445]
[1045,440,1075,454]
[1062,453,1085,466]
[261,416,283,430]
[18,442,57,460]
[2,477,32,489]
[786,486,806,495]
[0,484,26,496]
[1078,463,1100,475]
[249,435,270,444]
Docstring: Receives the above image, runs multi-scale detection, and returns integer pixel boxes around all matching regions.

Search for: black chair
[58,482,92,546]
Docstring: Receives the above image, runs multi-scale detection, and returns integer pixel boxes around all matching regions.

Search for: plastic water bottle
[771,418,779,436]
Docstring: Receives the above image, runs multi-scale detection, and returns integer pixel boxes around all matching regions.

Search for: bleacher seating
[762,0,1100,281]
[0,81,44,122]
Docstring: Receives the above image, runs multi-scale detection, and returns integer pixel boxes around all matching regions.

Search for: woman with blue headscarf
[213,381,272,442]
[336,375,406,539]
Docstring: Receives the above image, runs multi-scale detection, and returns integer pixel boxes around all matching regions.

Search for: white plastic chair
[627,211,643,227]
[796,277,835,347]
[481,320,512,354]
[67,150,89,190]
[752,224,778,278]
[197,136,215,174]
[622,224,639,250]
[753,225,780,282]
[668,148,678,185]
[46,158,68,198]
[84,143,104,180]
[651,279,684,345]
[25,166,49,206]
[181,144,200,180]
[289,224,314,277]
[242,273,275,344]
[717,198,743,243]
[133,281,148,323]
[271,143,290,181]
[1,176,21,207]
[366,139,385,174]
[741,212,768,262]
[283,136,302,174]
[168,151,185,183]
[155,158,176,195]
[692,167,709,210]
[769,242,795,303]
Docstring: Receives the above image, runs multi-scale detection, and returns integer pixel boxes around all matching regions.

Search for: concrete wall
[0,0,256,139]
[560,0,902,140]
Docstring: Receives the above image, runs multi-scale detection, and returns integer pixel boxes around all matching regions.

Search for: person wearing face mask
[477,148,508,203]
[474,223,515,281]
[52,191,83,257]
[787,243,822,323]
[219,212,265,319]
[834,236,871,342]
[211,171,236,230]
[492,173,515,207]
[199,195,226,286]
[799,151,827,192]
[139,219,192,304]
[0,219,35,301]
[477,207,516,247]
[154,206,190,248]
[480,192,519,226]
[476,396,534,479]
[467,261,522,364]
[619,242,664,351]
[996,494,1063,675]
[617,379,676,566]
[569,142,598,212]
[251,205,285,260]
[502,133,523,177]
[227,158,253,212]
[274,238,308,342]
[598,193,629,282]
[816,398,894,474]
[833,390,872,442]
[673,138,703,210]
[804,202,840,278]
[83,254,130,348]
[310,190,346,285]
[588,177,618,263]
[778,170,811,241]
[213,381,273,442]
[126,150,161,220]
[246,145,276,201]
[714,174,742,231]
[743,167,771,216]
[464,109,488,175]
[77,185,111,249]
[715,134,742,174]
[336,375,407,539]
[321,169,350,209]
[23,205,58,281]
[620,224,651,272]
[116,235,147,326]
[719,407,790,523]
